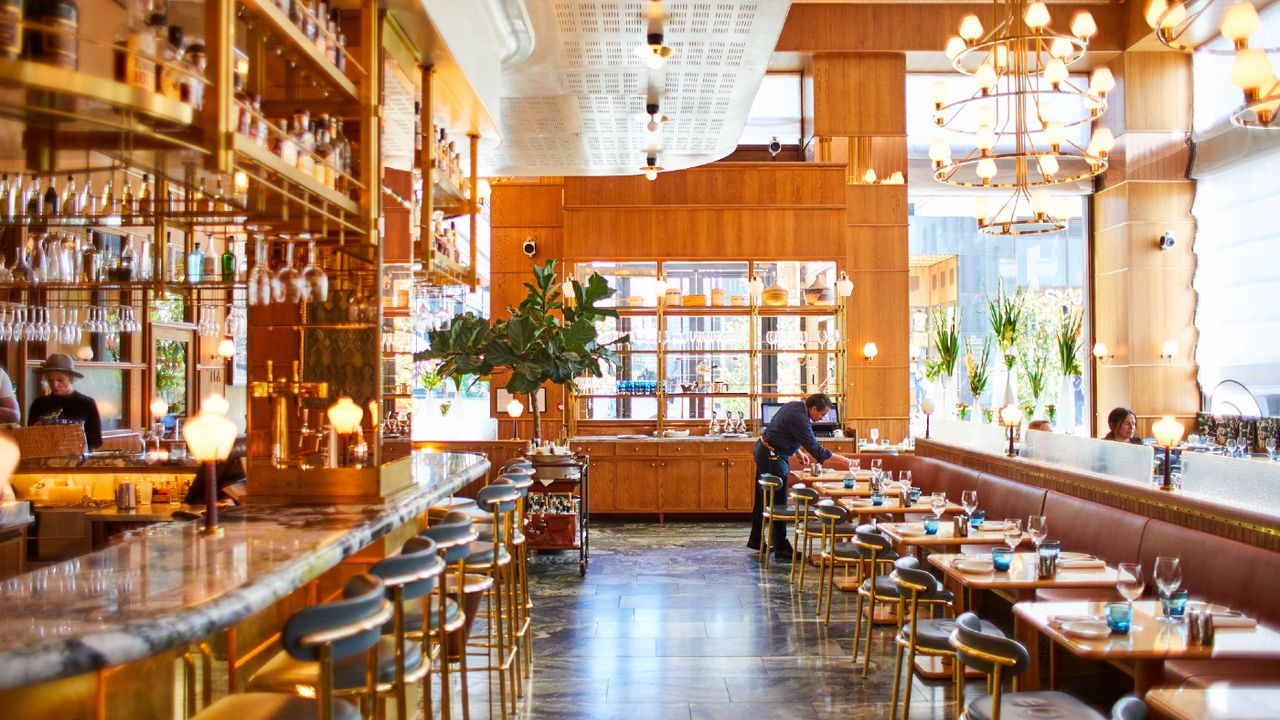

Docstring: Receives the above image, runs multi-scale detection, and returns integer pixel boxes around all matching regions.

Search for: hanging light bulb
[976,158,998,183]
[1050,37,1073,59]
[1222,2,1261,47]
[1038,154,1060,177]
[945,36,967,60]
[1145,0,1169,30]
[653,275,668,298]
[1071,11,1097,40]
[976,125,997,152]
[1232,48,1277,93]
[994,44,1009,70]
[1025,2,1051,31]
[930,81,949,109]
[972,196,992,222]
[1038,100,1056,124]
[928,138,952,167]
[638,33,673,70]
[959,15,984,42]
[1043,58,1068,87]
[1030,188,1050,216]
[975,63,997,93]
[976,105,996,128]
[644,168,659,181]
[1090,67,1116,97]
[1161,1,1187,29]
[1044,121,1066,149]
[836,271,854,297]
[641,154,662,181]
[747,275,764,302]
[1052,195,1076,219]
[1090,127,1115,155]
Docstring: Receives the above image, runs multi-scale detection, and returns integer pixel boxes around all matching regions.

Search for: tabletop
[878,521,1011,546]
[85,504,206,522]
[1013,600,1280,661]
[837,498,965,516]
[1145,682,1280,720]
[929,552,1119,590]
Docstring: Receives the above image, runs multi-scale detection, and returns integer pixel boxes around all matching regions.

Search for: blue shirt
[762,401,832,463]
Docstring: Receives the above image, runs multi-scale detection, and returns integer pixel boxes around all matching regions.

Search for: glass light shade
[921,398,937,415]
[506,398,525,417]
[959,15,984,41]
[184,411,237,463]
[1152,416,1185,447]
[976,125,997,150]
[643,168,658,181]
[1090,67,1116,94]
[929,138,952,163]
[976,158,998,180]
[930,80,949,106]
[863,168,878,184]
[644,49,666,70]
[1231,48,1276,91]
[1092,341,1109,358]
[75,345,93,361]
[202,394,230,416]
[562,278,576,300]
[1030,189,1050,214]
[1084,95,1105,113]
[1000,404,1024,426]
[1038,155,1060,176]
[233,171,250,196]
[327,397,364,434]
[1051,195,1075,219]
[975,63,997,91]
[1045,121,1067,146]
[1025,2,1051,30]
[994,44,1009,70]
[862,342,879,360]
[1050,38,1073,59]
[368,400,379,424]
[1044,58,1069,85]
[217,338,235,359]
[748,275,764,298]
[150,397,169,419]
[1161,1,1187,29]
[653,276,668,297]
[1222,2,1261,42]
[1161,339,1179,358]
[1145,0,1169,30]
[976,105,996,128]
[1091,127,1115,153]
[1038,100,1056,122]
[1072,11,1097,39]
[945,36,967,60]
[836,271,854,297]
[972,196,992,220]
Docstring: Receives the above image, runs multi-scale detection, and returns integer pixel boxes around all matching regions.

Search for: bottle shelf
[232,135,363,234]
[431,169,470,219]
[0,280,245,292]
[611,305,840,317]
[0,57,197,130]
[422,252,472,287]
[239,0,359,102]
[0,210,253,230]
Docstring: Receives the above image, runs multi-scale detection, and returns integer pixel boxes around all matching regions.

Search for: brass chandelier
[1150,0,1280,129]
[930,0,1113,235]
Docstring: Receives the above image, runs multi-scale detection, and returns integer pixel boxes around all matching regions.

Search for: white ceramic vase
[1057,375,1077,434]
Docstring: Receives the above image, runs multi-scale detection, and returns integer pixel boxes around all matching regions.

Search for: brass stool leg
[862,589,876,677]
[852,590,865,664]
[889,641,905,720]
[492,566,510,720]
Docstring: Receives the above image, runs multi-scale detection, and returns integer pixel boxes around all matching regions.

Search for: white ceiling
[482,0,793,177]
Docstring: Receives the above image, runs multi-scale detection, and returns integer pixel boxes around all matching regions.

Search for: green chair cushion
[247,636,422,693]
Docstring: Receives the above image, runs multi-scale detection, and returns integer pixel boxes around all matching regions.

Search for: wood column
[1091,51,1198,438]
[812,53,911,441]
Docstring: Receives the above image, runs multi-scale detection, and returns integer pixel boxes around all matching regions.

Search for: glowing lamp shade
[1145,0,1169,30]
[945,36,967,60]
[975,63,997,91]
[863,168,878,184]
[1161,339,1179,359]
[930,80,949,106]
[1232,48,1277,91]
[1045,121,1067,147]
[506,398,525,417]
[75,345,93,361]
[184,411,237,463]
[999,404,1024,427]
[976,158,998,181]
[748,275,764,300]
[202,393,230,416]
[1091,127,1115,154]
[862,342,879,361]
[1038,154,1061,176]
[994,44,1009,70]
[1153,416,1185,447]
[929,139,953,164]
[1092,341,1109,358]
[653,276,668,297]
[921,398,937,415]
[1072,11,1097,39]
[1090,67,1116,95]
[150,397,169,420]
[972,196,992,221]
[1024,2,1051,30]
[643,168,658,181]
[1030,189,1050,215]
[976,125,997,151]
[1222,2,1262,42]
[1043,58,1069,86]
[959,15,984,41]
[233,171,250,196]
[217,338,236,359]
[1050,38,1073,59]
[836,271,854,298]
[1052,196,1075,220]
[1161,1,1187,29]
[327,397,364,434]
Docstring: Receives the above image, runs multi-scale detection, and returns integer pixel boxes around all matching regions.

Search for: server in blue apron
[748,394,855,560]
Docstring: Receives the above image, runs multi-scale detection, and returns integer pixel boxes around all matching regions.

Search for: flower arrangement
[982,408,994,424]
[1045,403,1057,423]
[956,401,970,420]
[966,337,993,405]
[1021,342,1050,408]
[987,280,1026,369]
[930,306,962,380]
[1055,307,1083,378]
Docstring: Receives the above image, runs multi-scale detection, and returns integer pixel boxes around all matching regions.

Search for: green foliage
[1055,307,1083,378]
[930,306,961,379]
[416,260,628,395]
[965,336,993,403]
[1020,341,1050,403]
[986,280,1026,369]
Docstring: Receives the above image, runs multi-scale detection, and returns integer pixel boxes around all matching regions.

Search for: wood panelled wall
[1091,51,1199,438]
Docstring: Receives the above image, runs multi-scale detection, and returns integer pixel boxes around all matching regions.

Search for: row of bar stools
[422,513,482,720]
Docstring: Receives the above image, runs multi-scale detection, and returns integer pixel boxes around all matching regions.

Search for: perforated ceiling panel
[483,0,792,177]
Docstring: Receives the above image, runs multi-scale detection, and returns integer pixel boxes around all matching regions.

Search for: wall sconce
[862,342,879,362]
[1160,339,1178,361]
[217,338,235,360]
[233,170,250,198]
[748,275,764,304]
[1092,342,1113,363]
[999,404,1024,457]
[921,397,937,439]
[327,397,364,466]
[863,168,878,184]
[653,275,668,302]
[183,408,237,535]
[836,271,854,298]
[76,345,93,361]
[1152,415,1185,491]
[561,276,576,304]
[506,398,525,440]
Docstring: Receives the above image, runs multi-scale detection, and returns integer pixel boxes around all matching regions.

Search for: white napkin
[1059,620,1111,639]
[898,526,926,537]
[1210,612,1258,629]
[849,499,873,507]
[980,520,1013,531]
[953,558,994,574]
[1057,558,1107,570]
[1049,614,1103,627]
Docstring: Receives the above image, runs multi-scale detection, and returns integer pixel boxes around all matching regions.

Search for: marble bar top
[0,501,32,530]
[0,449,488,691]
[18,453,200,471]
[571,435,757,443]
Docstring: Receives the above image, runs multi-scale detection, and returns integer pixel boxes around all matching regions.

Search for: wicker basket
[3,424,88,459]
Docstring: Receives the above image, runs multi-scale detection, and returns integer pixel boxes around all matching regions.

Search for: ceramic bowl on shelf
[662,429,691,438]
[682,294,707,307]
[761,284,789,306]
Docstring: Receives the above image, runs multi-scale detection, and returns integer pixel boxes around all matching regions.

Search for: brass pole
[468,133,479,289]
[420,65,436,272]
[204,0,236,174]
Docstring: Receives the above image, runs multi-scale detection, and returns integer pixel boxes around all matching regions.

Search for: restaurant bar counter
[0,450,488,707]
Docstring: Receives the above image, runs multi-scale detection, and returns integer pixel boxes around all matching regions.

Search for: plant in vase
[966,337,992,419]
[987,280,1026,372]
[1053,307,1083,432]
[931,306,962,416]
[982,408,994,424]
[1045,403,1057,423]
[1020,342,1050,419]
[956,401,970,421]
[416,260,627,444]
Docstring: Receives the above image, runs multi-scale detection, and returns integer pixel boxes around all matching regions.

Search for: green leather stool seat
[465,540,511,566]
[248,635,423,693]
[191,693,362,720]
[397,596,463,634]
[901,617,1003,652]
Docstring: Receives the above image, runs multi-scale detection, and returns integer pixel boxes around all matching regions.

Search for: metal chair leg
[889,641,905,720]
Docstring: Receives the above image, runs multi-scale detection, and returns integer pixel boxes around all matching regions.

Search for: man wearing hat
[29,353,103,450]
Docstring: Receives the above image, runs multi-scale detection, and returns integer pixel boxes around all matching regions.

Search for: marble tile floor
[439,520,1129,720]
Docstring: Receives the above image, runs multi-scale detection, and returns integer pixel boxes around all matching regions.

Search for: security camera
[1158,232,1176,251]
[522,238,537,257]
[768,136,782,160]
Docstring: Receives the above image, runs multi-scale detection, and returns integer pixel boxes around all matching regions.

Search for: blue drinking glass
[923,517,939,535]
[843,477,855,489]
[991,548,1014,571]
[970,509,986,528]
[870,490,885,506]
[1160,588,1189,618]
[909,487,922,503]
[1105,602,1133,633]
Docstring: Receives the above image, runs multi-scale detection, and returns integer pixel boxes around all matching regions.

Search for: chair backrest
[791,486,819,503]
[370,537,444,601]
[422,516,478,563]
[813,503,847,523]
[476,483,520,515]
[282,574,391,662]
[949,611,1030,678]
[890,556,941,600]
[757,473,783,489]
[1110,695,1147,720]
[854,528,893,556]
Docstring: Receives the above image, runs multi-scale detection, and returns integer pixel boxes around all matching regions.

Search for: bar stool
[463,483,523,719]
[888,556,994,720]
[949,612,1110,720]
[467,473,536,681]
[788,486,820,585]
[192,574,392,720]
[756,474,792,566]
[368,537,446,720]
[422,514,481,720]
[813,506,870,624]
[851,527,905,676]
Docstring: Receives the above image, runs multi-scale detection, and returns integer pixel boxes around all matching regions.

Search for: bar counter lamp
[327,396,364,466]
[183,409,237,535]
[921,397,937,439]
[149,397,169,454]
[202,393,230,416]
[1093,341,1112,363]
[1000,404,1024,457]
[1153,416,1185,491]
[507,397,525,439]
[836,271,854,298]
[748,274,764,304]
[1160,339,1178,361]
[862,341,879,362]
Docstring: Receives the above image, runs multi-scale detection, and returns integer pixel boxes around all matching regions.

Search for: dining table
[1144,681,1280,720]
[876,520,1013,548]
[836,498,965,517]
[1014,600,1280,694]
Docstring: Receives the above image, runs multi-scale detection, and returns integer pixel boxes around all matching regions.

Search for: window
[738,73,802,146]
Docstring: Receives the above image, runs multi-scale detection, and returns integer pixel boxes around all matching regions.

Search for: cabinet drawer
[571,442,615,457]
[658,442,700,456]
[616,442,656,456]
[700,441,754,456]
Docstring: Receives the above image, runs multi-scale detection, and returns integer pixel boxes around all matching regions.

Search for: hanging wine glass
[301,236,328,303]
[275,237,302,304]
[224,304,244,337]
[246,228,267,306]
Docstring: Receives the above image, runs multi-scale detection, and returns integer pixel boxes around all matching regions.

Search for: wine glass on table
[930,493,947,520]
[1117,563,1145,608]
[1003,519,1022,551]
[1154,556,1182,621]
[961,490,978,517]
[869,427,880,445]
[1026,515,1048,551]
[870,458,883,474]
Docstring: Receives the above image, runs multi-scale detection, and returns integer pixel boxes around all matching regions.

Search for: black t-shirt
[29,390,103,449]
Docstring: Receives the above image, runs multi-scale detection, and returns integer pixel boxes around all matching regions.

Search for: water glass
[991,547,1014,571]
[1154,556,1182,597]
[842,476,855,489]
[870,458,883,473]
[923,517,939,535]
[851,459,861,472]
[898,470,913,487]
[1104,602,1133,634]
[870,489,885,506]
[1160,588,1189,619]
[969,509,986,528]
[1003,519,1022,551]
[909,487,922,503]
[1027,515,1048,549]
[930,493,946,519]
[961,490,978,516]
[1037,539,1061,578]
[1117,563,1145,603]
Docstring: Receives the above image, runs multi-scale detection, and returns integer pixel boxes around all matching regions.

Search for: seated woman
[28,353,103,450]
[1102,407,1143,445]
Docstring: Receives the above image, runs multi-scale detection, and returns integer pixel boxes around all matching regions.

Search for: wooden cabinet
[587,458,616,512]
[698,458,728,510]
[613,459,659,511]
[576,441,756,517]
[726,455,755,512]
[659,460,701,511]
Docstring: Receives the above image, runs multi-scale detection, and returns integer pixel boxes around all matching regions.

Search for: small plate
[1060,620,1111,639]
[1059,552,1095,561]
[954,559,995,574]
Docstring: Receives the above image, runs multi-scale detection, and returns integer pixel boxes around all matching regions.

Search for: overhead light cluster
[638,1,673,180]
[930,0,1110,236]
[1150,0,1279,129]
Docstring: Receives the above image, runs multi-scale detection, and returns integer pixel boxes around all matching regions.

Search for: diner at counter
[26,353,102,450]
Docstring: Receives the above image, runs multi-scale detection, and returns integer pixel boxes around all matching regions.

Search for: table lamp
[507,397,525,440]
[1153,416,1185,491]
[1000,404,1024,457]
[148,397,169,452]
[327,397,364,466]
[183,408,237,535]
[202,393,230,416]
[921,398,937,439]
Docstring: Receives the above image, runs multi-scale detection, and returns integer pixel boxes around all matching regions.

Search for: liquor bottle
[41,176,57,217]
[137,174,152,218]
[213,176,225,212]
[119,237,135,281]
[277,118,298,167]
[114,0,155,89]
[99,178,114,217]
[77,177,90,217]
[186,241,204,282]
[6,174,18,219]
[120,179,134,224]
[24,174,40,216]
[332,11,345,71]
[60,175,74,216]
[156,25,184,100]
[0,0,20,60]
[314,115,333,187]
[220,237,235,282]
[0,173,8,221]
[24,0,79,70]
